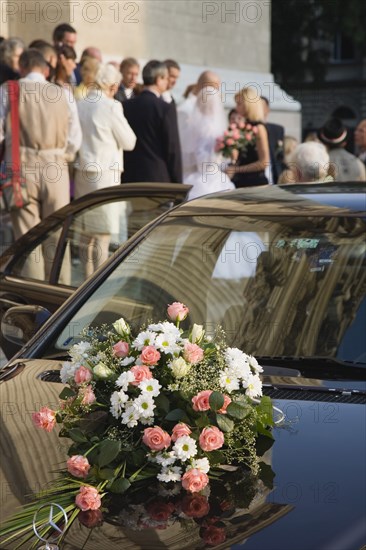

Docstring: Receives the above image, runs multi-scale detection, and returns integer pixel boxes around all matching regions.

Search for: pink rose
[80,385,96,405]
[182,468,209,493]
[113,340,130,358]
[229,123,237,130]
[130,365,153,386]
[226,138,234,146]
[140,346,161,366]
[184,343,204,365]
[232,130,241,140]
[167,302,189,321]
[217,395,232,415]
[199,426,225,451]
[192,390,212,412]
[171,422,192,442]
[143,426,171,451]
[246,123,252,130]
[252,126,258,134]
[67,455,91,478]
[245,132,253,141]
[75,486,101,511]
[78,509,103,528]
[181,494,210,517]
[202,525,226,546]
[238,121,245,129]
[32,406,56,432]
[74,365,93,385]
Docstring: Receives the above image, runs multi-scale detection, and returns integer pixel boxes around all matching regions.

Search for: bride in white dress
[179,85,235,200]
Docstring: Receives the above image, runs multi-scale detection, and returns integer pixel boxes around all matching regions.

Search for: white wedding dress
[178,90,235,200]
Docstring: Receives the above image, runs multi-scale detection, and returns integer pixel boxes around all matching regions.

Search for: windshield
[50,213,365,364]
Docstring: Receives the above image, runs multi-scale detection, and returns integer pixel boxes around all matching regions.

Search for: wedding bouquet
[0,302,273,548]
[215,122,258,161]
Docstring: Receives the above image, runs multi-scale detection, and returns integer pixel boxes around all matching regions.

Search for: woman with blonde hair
[75,63,136,277]
[225,87,270,187]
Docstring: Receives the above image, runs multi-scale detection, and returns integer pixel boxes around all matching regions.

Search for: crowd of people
[0,23,365,264]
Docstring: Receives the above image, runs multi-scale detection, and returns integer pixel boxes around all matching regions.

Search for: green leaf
[256,424,274,439]
[68,428,88,443]
[98,439,121,467]
[128,448,146,468]
[195,415,210,428]
[155,393,170,414]
[165,408,186,421]
[59,387,76,400]
[216,414,234,432]
[98,468,115,480]
[209,391,225,411]
[226,402,251,420]
[109,477,131,494]
[257,396,274,426]
[207,450,225,464]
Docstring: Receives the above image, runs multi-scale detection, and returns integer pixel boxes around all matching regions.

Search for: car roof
[170,183,366,217]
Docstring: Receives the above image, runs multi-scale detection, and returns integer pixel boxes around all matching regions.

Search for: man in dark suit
[123,60,182,183]
[115,57,140,104]
[261,96,285,184]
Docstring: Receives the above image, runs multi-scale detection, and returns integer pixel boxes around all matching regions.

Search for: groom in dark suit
[122,60,182,183]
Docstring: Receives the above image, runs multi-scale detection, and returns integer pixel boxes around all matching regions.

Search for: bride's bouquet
[215,122,258,163]
[0,302,274,548]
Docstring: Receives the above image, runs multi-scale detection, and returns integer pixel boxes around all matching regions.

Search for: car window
[9,195,177,286]
[58,196,177,287]
[50,213,366,364]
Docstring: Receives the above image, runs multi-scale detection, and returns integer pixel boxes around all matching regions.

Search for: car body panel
[0,359,365,549]
[0,184,365,548]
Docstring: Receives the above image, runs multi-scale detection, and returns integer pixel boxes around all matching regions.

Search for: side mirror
[1,305,52,348]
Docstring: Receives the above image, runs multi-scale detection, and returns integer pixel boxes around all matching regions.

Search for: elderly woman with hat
[318,118,366,182]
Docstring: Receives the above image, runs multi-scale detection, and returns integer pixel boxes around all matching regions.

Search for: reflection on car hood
[178,184,366,217]
[0,359,365,549]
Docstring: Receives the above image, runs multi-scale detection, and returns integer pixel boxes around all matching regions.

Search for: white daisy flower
[157,466,182,483]
[110,390,128,418]
[60,361,79,384]
[155,333,181,355]
[244,373,263,398]
[248,355,263,374]
[219,369,240,393]
[153,451,176,467]
[133,394,156,418]
[139,378,161,397]
[116,370,135,390]
[132,330,157,351]
[188,457,210,473]
[173,436,197,461]
[153,321,181,337]
[120,356,135,367]
[121,404,139,427]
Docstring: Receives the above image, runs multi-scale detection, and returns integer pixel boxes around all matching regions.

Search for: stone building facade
[0,0,301,139]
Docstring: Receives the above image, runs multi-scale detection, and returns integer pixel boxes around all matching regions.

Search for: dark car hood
[0,360,365,549]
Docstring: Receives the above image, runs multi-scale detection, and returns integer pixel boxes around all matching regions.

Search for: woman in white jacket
[75,63,136,276]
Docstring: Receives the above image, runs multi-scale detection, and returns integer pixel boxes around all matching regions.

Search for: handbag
[0,80,30,212]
